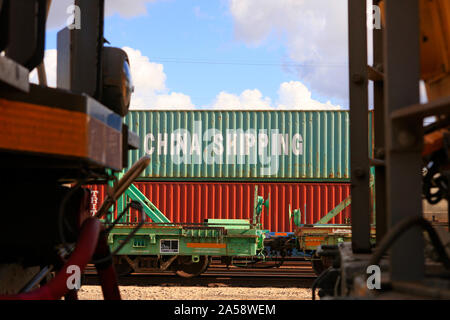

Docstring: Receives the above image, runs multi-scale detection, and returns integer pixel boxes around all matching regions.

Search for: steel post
[383,0,424,281]
[348,0,371,253]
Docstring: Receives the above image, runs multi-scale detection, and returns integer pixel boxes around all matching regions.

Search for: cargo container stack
[90,110,366,233]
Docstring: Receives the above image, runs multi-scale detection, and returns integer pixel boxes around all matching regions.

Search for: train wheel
[113,256,133,277]
[175,256,209,278]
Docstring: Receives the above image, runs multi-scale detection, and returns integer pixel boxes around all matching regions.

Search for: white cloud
[29,49,57,87]
[30,46,194,110]
[154,93,194,109]
[212,81,342,110]
[122,46,167,108]
[104,0,155,18]
[131,92,194,110]
[28,49,340,111]
[277,81,342,110]
[229,0,349,106]
[121,47,195,109]
[46,0,156,30]
[213,89,272,109]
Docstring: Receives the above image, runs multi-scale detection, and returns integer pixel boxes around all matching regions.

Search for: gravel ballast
[78,285,312,300]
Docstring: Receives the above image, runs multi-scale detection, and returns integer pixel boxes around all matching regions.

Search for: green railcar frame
[106,183,268,261]
[108,221,261,258]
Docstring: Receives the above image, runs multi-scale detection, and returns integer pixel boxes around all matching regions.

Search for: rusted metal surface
[88,182,352,233]
[0,56,30,92]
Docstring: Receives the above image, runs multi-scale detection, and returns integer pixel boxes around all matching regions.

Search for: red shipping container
[88,182,351,233]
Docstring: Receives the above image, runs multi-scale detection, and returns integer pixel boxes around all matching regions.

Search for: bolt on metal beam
[348,0,372,253]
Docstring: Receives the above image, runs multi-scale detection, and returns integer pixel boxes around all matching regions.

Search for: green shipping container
[125,110,354,181]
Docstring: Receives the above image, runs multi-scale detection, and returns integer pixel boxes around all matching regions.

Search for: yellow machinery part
[0,97,123,169]
[380,0,450,101]
[0,98,87,157]
[423,127,449,157]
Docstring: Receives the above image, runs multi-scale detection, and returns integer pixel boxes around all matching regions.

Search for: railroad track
[201,261,316,278]
[84,260,316,286]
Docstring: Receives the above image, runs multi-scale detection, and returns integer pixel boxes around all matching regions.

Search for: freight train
[89,182,353,232]
[90,109,447,277]
[88,181,357,276]
[84,110,375,276]
[89,181,359,276]
[125,110,353,181]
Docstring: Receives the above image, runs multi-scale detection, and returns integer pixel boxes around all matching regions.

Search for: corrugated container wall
[88,182,352,233]
[124,111,351,181]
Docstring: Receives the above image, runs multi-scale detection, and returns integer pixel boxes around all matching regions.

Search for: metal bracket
[0,56,29,92]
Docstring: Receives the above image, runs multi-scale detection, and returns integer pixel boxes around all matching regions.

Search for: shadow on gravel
[84,274,314,289]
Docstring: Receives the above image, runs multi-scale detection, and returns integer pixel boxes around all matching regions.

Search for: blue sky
[104,0,290,107]
[41,0,353,110]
